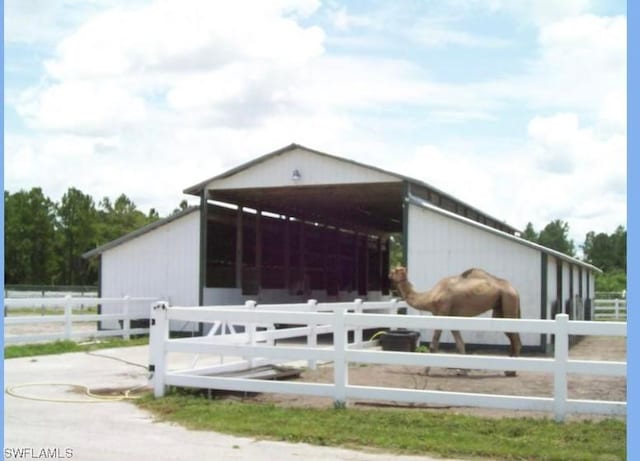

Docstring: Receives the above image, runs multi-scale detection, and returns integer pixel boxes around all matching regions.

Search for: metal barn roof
[83,206,199,258]
[184,143,520,236]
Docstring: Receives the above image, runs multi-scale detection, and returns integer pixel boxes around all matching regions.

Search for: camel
[389,266,522,376]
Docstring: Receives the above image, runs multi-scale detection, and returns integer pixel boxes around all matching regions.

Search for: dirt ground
[249,336,626,420]
[5,321,98,340]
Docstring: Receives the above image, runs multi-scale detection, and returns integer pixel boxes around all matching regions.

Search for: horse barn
[84,143,600,352]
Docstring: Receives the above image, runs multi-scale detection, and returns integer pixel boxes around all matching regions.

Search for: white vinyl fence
[4,296,158,344]
[593,298,627,320]
[149,299,626,422]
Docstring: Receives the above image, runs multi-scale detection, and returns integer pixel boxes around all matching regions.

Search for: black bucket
[379,330,420,352]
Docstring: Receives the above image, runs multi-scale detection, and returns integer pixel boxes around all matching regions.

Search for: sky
[4,0,627,252]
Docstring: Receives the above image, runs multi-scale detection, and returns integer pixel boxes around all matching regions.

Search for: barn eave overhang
[205,182,405,235]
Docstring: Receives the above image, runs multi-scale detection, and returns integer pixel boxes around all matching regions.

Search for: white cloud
[521,14,625,116]
[44,0,324,80]
[527,113,581,174]
[18,80,147,135]
[516,112,625,242]
[16,0,325,136]
[598,89,626,132]
[4,0,136,45]
[388,108,625,247]
[4,0,626,247]
[396,144,504,221]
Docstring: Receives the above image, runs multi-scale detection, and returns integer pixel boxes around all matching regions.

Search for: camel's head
[389,266,408,284]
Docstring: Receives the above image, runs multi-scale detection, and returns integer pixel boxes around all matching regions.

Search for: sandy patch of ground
[248,336,626,420]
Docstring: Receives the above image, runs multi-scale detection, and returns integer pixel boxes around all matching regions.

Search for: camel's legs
[429,330,442,352]
[451,330,466,354]
[429,329,442,353]
[506,332,522,357]
[504,332,522,377]
[426,330,469,376]
[424,329,443,375]
[451,330,469,376]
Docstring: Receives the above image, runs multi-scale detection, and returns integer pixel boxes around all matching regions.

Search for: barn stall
[84,144,599,351]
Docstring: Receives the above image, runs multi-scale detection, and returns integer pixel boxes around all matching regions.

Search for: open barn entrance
[202,182,404,305]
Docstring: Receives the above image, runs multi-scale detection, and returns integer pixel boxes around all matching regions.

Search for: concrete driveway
[4,346,468,461]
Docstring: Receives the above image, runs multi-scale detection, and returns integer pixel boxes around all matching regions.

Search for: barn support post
[553,314,569,422]
[255,210,262,293]
[333,306,347,408]
[235,207,243,289]
[353,233,359,294]
[150,301,169,398]
[299,220,306,289]
[284,216,291,291]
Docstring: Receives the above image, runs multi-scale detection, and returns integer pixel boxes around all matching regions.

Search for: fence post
[123,295,131,341]
[333,306,347,408]
[553,314,569,422]
[307,299,318,370]
[354,298,363,347]
[245,300,257,369]
[614,299,620,320]
[150,301,169,398]
[64,295,73,340]
[389,298,399,315]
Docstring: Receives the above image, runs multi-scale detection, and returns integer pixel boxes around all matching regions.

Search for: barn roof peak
[183,143,404,196]
[183,143,521,235]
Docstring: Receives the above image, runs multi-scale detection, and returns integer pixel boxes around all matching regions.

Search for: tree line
[4,187,164,286]
[4,187,626,292]
[521,219,626,292]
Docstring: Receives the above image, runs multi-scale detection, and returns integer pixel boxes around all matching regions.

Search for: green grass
[6,306,98,316]
[137,391,626,460]
[4,337,149,359]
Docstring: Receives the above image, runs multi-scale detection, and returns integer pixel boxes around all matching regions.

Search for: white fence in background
[149,299,626,422]
[4,290,98,299]
[4,296,158,344]
[593,298,627,320]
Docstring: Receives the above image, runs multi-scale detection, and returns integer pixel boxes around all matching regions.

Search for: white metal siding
[209,147,400,190]
[406,203,541,348]
[100,211,200,326]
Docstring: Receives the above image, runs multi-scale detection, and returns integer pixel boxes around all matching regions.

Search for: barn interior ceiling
[207,182,404,235]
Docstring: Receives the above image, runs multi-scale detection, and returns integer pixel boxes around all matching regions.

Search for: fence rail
[149,299,626,422]
[4,296,158,344]
[4,285,98,298]
[593,298,627,320]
